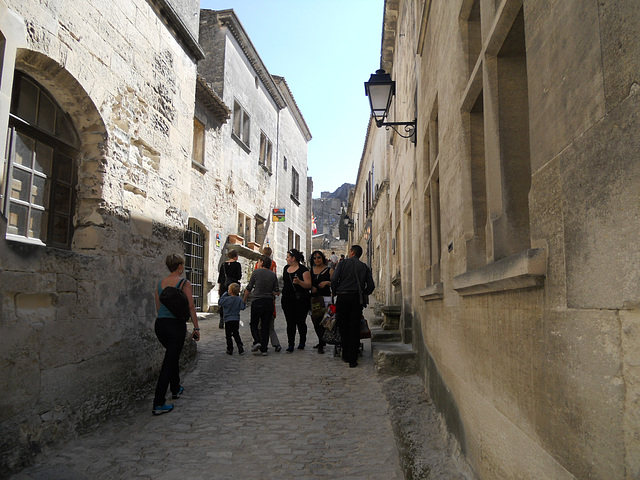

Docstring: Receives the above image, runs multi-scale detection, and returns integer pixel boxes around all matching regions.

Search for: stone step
[371,327,402,343]
[372,342,418,375]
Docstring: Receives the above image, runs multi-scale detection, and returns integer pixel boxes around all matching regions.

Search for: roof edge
[214,9,286,110]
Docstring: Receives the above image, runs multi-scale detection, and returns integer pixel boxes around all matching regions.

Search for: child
[218,283,246,355]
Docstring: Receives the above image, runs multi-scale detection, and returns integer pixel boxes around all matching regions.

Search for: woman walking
[153,254,200,415]
[281,249,312,353]
[310,250,333,354]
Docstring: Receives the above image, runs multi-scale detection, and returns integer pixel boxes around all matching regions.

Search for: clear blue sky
[199,0,384,197]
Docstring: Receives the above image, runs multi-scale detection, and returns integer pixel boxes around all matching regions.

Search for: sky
[199,0,385,197]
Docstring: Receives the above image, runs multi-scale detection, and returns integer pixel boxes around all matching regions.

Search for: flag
[312,215,317,234]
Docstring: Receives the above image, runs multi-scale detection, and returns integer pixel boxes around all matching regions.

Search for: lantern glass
[365,69,395,122]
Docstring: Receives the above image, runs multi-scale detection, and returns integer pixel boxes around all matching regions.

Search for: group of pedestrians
[151,244,374,415]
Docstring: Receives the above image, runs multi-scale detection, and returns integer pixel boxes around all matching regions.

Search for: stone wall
[0,0,201,474]
[353,0,640,478]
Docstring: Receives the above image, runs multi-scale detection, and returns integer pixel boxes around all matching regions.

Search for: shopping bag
[322,323,342,345]
[320,304,337,331]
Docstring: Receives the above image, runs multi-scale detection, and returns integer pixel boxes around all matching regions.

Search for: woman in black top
[310,250,333,354]
[218,249,242,328]
[281,248,312,353]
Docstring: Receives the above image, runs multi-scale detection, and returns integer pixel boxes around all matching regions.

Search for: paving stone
[12,307,404,479]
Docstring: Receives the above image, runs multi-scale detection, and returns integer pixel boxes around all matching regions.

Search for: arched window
[3,71,79,247]
[184,220,206,311]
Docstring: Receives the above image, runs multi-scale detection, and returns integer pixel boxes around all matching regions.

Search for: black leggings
[154,317,186,406]
[282,299,308,347]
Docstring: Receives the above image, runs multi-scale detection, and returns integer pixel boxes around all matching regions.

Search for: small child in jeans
[218,283,246,355]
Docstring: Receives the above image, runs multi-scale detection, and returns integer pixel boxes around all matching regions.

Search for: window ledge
[231,132,250,153]
[453,248,547,296]
[260,164,272,175]
[191,160,207,173]
[420,282,443,301]
[6,233,46,247]
[290,194,300,206]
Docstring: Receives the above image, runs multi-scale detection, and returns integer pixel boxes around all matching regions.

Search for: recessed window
[192,117,205,167]
[283,156,288,171]
[237,211,251,242]
[232,100,250,148]
[259,132,272,172]
[3,72,78,247]
[291,167,300,204]
[287,228,294,251]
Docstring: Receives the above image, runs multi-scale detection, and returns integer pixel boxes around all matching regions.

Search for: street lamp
[364,69,416,143]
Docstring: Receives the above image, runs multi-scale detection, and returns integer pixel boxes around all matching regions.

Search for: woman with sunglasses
[281,248,312,353]
[309,250,333,354]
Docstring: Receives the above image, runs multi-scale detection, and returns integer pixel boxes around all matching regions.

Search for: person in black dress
[310,250,333,354]
[217,249,242,329]
[281,248,312,353]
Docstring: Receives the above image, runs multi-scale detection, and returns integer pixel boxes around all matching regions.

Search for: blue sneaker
[152,404,174,416]
[172,386,184,399]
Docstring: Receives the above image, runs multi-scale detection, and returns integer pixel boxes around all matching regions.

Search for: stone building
[352,0,640,478]
[0,1,310,475]
[191,9,311,310]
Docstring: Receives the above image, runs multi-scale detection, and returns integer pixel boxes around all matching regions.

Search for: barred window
[184,220,206,312]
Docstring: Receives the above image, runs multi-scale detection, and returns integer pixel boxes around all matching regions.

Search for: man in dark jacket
[243,256,280,355]
[331,245,375,367]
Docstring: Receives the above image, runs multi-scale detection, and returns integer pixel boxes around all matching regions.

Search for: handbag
[159,278,190,321]
[322,321,341,345]
[310,295,325,322]
[359,316,371,339]
[320,303,337,331]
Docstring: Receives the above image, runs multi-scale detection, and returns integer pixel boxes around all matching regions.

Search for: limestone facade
[0,1,310,475]
[197,10,312,297]
[352,0,640,478]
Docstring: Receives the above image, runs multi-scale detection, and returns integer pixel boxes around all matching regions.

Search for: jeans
[282,299,308,347]
[251,298,274,353]
[336,294,362,364]
[154,317,186,406]
[224,320,243,350]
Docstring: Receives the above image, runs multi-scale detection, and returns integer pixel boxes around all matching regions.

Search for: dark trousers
[312,316,326,347]
[154,317,186,406]
[251,298,274,353]
[336,294,362,364]
[282,299,308,347]
[224,320,243,350]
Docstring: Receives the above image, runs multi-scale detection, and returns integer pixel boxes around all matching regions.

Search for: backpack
[159,278,190,321]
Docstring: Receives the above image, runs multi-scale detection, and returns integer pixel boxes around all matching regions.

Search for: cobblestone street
[12,306,404,480]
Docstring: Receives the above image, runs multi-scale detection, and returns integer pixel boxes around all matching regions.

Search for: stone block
[373,342,418,375]
[56,274,77,293]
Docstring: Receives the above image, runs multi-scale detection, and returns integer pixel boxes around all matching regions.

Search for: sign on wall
[272,208,285,222]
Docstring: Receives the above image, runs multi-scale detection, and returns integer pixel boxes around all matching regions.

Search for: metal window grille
[184,221,205,311]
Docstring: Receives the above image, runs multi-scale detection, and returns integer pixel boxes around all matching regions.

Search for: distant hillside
[318,183,354,202]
